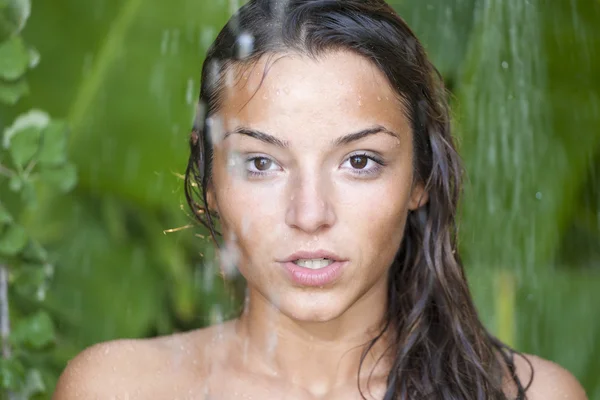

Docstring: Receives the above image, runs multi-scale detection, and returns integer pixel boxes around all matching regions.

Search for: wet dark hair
[185,0,533,398]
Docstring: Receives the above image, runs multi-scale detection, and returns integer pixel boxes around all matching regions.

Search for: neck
[233,279,392,397]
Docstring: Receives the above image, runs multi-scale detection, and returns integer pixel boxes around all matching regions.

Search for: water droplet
[210,304,224,325]
[219,233,240,278]
[186,78,195,105]
[206,115,225,144]
[160,30,170,55]
[241,216,251,237]
[236,32,254,59]
[200,27,216,50]
[501,61,509,69]
[535,192,542,200]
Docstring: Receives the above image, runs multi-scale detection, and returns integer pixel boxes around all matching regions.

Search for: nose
[285,173,336,234]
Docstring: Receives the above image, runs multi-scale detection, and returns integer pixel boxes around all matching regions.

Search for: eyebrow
[223,125,399,148]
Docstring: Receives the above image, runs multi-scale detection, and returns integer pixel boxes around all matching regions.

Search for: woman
[54,0,587,399]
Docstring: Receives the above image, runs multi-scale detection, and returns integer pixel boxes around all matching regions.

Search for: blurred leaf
[8,0,230,209]
[391,0,476,84]
[43,195,164,346]
[0,201,12,225]
[20,240,47,264]
[0,222,28,256]
[7,124,39,167]
[38,162,76,193]
[0,0,31,40]
[0,35,29,80]
[0,357,25,390]
[3,109,49,167]
[37,121,67,166]
[0,77,28,105]
[18,368,46,398]
[457,0,600,275]
[8,173,22,191]
[12,264,47,299]
[12,311,56,349]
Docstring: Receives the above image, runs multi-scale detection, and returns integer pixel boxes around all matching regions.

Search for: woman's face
[208,51,426,322]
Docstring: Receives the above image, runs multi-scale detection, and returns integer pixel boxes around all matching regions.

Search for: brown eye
[254,158,272,171]
[350,155,368,169]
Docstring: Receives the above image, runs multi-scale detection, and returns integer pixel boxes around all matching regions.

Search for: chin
[276,291,350,323]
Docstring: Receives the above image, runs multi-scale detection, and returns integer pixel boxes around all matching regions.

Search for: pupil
[254,158,271,171]
[350,156,367,169]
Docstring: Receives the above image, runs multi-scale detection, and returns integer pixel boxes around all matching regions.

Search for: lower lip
[280,261,348,287]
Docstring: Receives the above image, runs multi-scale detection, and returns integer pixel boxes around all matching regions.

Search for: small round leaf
[0,222,28,256]
[0,35,29,80]
[37,120,68,166]
[11,311,56,349]
[39,162,77,193]
[0,77,29,105]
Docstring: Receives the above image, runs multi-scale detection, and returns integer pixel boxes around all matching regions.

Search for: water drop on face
[219,234,240,278]
[206,115,225,144]
[377,96,382,101]
[241,216,251,237]
[276,89,281,96]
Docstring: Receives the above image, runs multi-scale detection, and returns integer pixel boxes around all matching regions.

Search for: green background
[0,0,599,397]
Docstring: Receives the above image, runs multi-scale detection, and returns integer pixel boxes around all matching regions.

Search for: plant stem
[0,164,15,178]
[0,264,15,400]
[0,265,10,359]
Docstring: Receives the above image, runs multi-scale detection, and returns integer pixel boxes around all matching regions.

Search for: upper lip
[280,250,345,263]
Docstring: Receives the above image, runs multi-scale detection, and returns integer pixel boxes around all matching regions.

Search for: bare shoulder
[514,353,588,400]
[52,337,157,399]
[52,323,233,399]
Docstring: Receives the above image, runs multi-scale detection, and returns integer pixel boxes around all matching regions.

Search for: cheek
[350,181,411,259]
[215,177,283,261]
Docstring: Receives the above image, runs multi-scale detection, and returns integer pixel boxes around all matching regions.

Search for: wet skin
[52,51,587,400]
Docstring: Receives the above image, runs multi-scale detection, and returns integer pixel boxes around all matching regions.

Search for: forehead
[219,51,411,142]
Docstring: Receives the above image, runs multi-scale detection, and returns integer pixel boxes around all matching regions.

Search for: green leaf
[0,222,28,256]
[20,239,47,263]
[0,35,29,80]
[13,264,48,300]
[3,110,54,169]
[37,120,68,166]
[0,0,31,40]
[7,125,40,167]
[0,77,28,105]
[38,162,77,192]
[0,358,25,390]
[0,202,12,225]
[20,368,46,397]
[11,311,56,349]
[8,174,22,191]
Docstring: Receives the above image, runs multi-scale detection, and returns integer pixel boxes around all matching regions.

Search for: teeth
[293,258,334,269]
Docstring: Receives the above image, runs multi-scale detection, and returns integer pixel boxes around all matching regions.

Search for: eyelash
[244,153,386,178]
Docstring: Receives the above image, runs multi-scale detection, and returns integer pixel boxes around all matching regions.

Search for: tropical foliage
[0,0,598,398]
